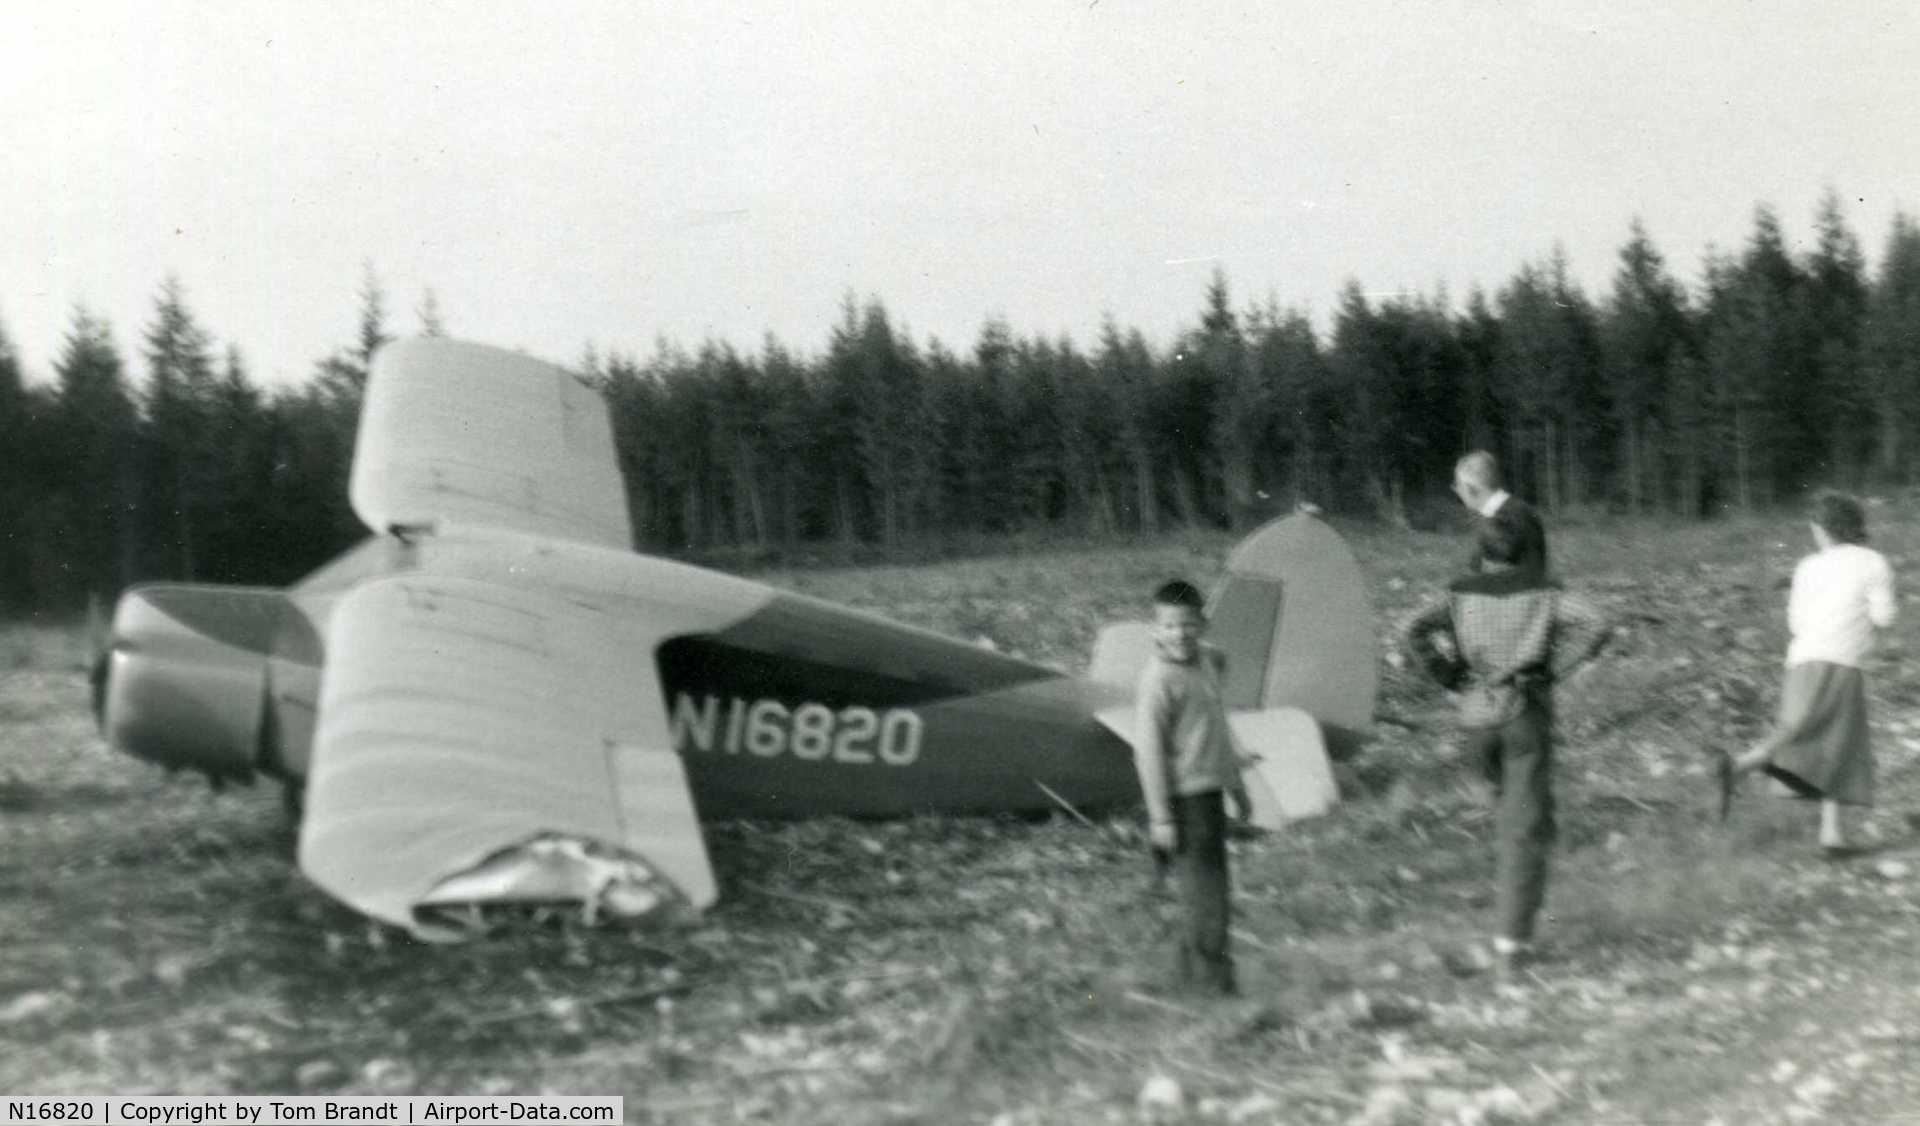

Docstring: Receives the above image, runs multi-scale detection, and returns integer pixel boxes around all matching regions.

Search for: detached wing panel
[351,337,632,549]
[297,575,712,938]
[1230,707,1337,828]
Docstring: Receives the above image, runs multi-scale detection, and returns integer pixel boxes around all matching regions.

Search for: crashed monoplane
[96,337,1377,940]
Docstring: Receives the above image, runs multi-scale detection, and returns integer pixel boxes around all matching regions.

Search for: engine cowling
[98,585,316,782]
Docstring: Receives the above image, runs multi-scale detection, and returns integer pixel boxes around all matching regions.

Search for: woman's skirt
[1766,660,1874,806]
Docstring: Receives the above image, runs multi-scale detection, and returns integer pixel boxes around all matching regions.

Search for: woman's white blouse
[1786,543,1897,669]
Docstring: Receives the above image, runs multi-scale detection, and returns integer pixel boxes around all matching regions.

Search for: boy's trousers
[1464,695,1556,943]
[1171,789,1235,993]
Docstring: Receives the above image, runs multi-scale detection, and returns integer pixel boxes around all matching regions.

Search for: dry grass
[6,505,1920,1121]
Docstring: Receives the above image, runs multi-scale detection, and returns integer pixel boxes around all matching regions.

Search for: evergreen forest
[4,193,1919,614]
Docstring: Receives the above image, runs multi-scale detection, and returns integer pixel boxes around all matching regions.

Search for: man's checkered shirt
[1403,585,1609,691]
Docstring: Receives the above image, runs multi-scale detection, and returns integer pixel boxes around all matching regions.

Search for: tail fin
[1085,512,1372,826]
[1207,513,1377,757]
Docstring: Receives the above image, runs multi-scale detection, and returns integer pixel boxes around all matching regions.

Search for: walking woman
[1718,491,1897,853]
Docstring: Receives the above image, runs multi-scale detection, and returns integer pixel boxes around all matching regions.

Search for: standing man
[1453,451,1548,580]
[1402,519,1610,973]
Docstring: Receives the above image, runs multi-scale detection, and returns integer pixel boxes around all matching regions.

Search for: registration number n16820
[670,694,922,766]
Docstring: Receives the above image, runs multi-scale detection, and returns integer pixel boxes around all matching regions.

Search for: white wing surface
[351,337,632,550]
[1230,707,1338,828]
[297,574,713,939]
[1095,703,1338,829]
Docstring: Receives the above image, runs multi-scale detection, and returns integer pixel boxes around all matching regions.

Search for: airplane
[94,337,1378,941]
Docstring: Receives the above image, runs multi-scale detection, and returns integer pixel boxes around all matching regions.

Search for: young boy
[1402,522,1609,973]
[1132,579,1249,996]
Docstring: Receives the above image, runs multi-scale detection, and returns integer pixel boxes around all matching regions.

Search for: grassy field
[6,507,1920,1123]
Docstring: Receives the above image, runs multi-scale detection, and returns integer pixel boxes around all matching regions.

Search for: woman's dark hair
[1810,489,1868,544]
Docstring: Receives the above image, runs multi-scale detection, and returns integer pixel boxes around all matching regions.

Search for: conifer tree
[965,319,1020,532]
[1863,211,1920,483]
[1004,334,1065,528]
[1250,304,1328,511]
[141,276,220,578]
[1197,272,1269,527]
[1805,190,1870,486]
[0,313,34,610]
[207,346,271,582]
[1601,221,1691,513]
[49,308,140,604]
[1329,282,1405,520]
[1493,252,1600,511]
[1049,334,1118,534]
[1455,289,1504,457]
[1701,208,1811,507]
[757,336,816,547]
[1096,318,1162,533]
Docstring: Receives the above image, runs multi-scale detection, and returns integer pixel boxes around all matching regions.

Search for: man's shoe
[1491,938,1534,982]
[1440,944,1491,977]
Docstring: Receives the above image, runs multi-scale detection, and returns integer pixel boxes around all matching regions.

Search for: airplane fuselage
[96,336,1364,937]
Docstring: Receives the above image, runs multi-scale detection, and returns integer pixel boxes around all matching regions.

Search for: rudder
[1207,512,1377,757]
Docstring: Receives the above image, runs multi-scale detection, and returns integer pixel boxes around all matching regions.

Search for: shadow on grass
[1549,794,1828,963]
[0,777,127,812]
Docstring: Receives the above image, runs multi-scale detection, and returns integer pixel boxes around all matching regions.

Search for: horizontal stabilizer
[1230,707,1338,829]
[1094,703,1135,745]
[1094,703,1337,829]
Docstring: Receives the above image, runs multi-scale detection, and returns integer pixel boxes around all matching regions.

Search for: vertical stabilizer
[1208,513,1377,757]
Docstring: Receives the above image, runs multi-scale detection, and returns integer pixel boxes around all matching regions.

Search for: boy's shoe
[1712,751,1737,822]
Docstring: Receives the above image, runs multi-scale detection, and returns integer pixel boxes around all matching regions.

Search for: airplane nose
[99,586,276,782]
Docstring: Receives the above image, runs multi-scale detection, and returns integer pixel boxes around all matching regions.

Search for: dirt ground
[5,511,1920,1123]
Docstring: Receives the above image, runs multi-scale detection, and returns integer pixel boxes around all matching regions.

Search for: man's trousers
[1464,698,1556,943]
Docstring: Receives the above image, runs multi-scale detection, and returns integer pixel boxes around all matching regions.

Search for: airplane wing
[1227,707,1338,828]
[296,573,713,940]
[350,337,633,550]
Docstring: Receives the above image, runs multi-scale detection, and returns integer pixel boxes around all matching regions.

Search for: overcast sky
[5,2,1918,388]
